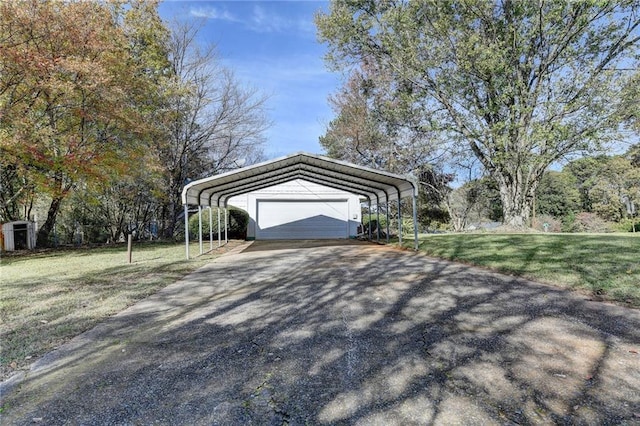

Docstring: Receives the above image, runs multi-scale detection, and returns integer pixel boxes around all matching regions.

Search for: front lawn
[0,241,243,379]
[406,233,640,307]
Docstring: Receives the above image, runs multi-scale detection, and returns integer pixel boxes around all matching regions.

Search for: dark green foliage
[228,208,249,239]
[565,157,603,212]
[188,207,249,240]
[536,171,581,218]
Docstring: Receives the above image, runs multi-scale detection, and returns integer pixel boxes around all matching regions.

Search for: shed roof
[181,152,418,207]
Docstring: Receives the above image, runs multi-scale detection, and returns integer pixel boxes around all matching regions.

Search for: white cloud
[248,5,315,35]
[190,7,239,23]
[191,4,315,36]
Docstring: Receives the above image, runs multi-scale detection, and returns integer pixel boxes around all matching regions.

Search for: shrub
[188,207,248,240]
[611,218,640,233]
[567,212,616,233]
[228,208,248,239]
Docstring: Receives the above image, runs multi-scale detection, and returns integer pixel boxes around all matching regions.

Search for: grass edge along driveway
[406,233,639,307]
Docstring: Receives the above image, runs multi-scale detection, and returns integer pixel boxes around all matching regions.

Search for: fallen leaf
[39,320,48,324]
[9,361,17,369]
[629,350,638,354]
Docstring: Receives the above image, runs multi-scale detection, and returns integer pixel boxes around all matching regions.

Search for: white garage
[181,152,419,258]
[256,199,349,240]
[225,178,361,240]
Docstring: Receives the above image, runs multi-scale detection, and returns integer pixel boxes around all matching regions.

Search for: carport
[181,152,419,258]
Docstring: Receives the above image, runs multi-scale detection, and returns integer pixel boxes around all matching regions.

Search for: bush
[362,213,389,229]
[564,212,615,233]
[228,208,248,239]
[188,207,248,240]
[611,218,640,233]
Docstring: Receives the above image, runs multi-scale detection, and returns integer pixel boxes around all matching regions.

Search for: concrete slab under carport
[2,241,639,425]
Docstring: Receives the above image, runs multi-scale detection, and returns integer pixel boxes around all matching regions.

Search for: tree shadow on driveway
[2,242,639,425]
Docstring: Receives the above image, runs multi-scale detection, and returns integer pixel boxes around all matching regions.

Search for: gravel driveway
[2,240,639,425]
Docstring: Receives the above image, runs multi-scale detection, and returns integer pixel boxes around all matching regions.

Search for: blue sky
[158,1,338,159]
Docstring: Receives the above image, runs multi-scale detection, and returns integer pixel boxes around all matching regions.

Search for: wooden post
[127,234,132,264]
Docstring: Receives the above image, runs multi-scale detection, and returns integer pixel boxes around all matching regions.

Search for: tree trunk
[163,198,177,239]
[497,179,535,228]
[37,195,64,247]
[162,174,182,239]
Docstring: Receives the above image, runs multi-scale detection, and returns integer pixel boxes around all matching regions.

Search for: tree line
[441,145,640,232]
[0,0,269,246]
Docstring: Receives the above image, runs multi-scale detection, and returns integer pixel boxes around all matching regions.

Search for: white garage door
[256,200,349,239]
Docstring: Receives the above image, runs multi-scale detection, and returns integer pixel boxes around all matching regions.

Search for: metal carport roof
[182,152,418,207]
[181,152,419,255]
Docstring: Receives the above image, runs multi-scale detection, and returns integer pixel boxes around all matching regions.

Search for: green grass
[404,233,640,307]
[0,241,242,379]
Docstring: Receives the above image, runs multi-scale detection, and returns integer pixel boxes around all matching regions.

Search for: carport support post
[224,207,228,244]
[184,204,189,260]
[375,196,380,242]
[217,207,221,248]
[368,200,372,241]
[209,206,213,251]
[198,205,203,255]
[413,192,419,251]
[386,202,390,243]
[398,199,403,245]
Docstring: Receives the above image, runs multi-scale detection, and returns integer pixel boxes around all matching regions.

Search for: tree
[620,70,640,133]
[321,61,458,230]
[320,63,443,174]
[565,156,603,213]
[156,20,270,238]
[628,143,640,168]
[590,156,640,222]
[563,151,640,225]
[317,1,640,227]
[0,0,154,245]
[320,70,389,169]
[535,171,580,219]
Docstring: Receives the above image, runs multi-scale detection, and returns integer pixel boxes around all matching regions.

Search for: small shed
[2,221,37,251]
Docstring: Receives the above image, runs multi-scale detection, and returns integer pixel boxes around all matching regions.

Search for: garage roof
[182,152,418,207]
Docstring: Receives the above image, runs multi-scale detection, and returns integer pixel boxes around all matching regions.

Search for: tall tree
[317,0,640,227]
[321,65,460,229]
[321,64,442,174]
[0,0,153,245]
[565,156,604,213]
[157,20,270,238]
